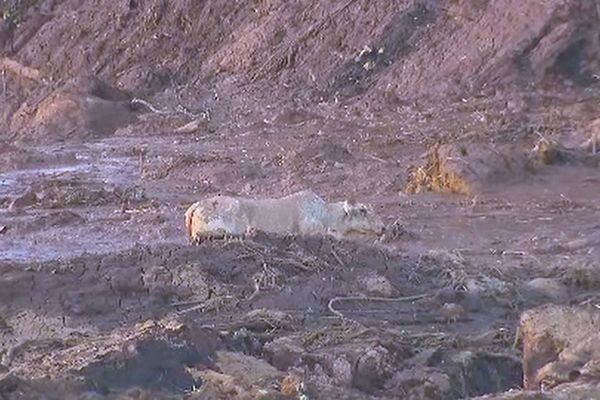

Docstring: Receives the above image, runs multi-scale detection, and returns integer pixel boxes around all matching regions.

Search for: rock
[580,359,600,380]
[310,363,334,387]
[244,309,297,330]
[280,373,304,397]
[535,332,600,391]
[535,361,581,391]
[525,278,569,303]
[466,276,511,297]
[194,370,250,400]
[331,356,353,386]
[353,346,391,393]
[187,351,285,400]
[388,367,452,399]
[406,347,443,368]
[263,337,304,371]
[215,351,283,387]
[520,305,600,390]
[361,274,394,297]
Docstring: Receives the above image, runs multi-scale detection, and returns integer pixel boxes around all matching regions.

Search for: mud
[1,0,600,399]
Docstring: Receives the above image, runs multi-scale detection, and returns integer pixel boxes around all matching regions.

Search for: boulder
[519,305,600,390]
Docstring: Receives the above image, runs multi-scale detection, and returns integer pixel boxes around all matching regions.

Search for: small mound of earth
[405,143,529,196]
[405,139,600,196]
[9,77,137,143]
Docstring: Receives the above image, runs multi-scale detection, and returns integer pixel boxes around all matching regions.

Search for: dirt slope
[1,0,600,141]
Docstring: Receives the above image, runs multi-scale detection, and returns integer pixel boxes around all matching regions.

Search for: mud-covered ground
[1,1,600,399]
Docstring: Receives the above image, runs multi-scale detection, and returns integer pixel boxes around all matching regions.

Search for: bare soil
[1,0,600,399]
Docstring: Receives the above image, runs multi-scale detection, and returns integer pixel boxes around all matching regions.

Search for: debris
[328,293,430,319]
[175,118,204,133]
[130,97,169,114]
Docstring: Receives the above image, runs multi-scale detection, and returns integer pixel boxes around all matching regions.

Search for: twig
[175,118,203,133]
[171,299,206,307]
[367,154,388,164]
[330,249,346,268]
[175,303,206,315]
[138,149,146,176]
[173,295,234,314]
[403,332,449,340]
[272,257,313,271]
[131,98,169,114]
[247,282,261,301]
[328,293,430,319]
[175,104,199,119]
